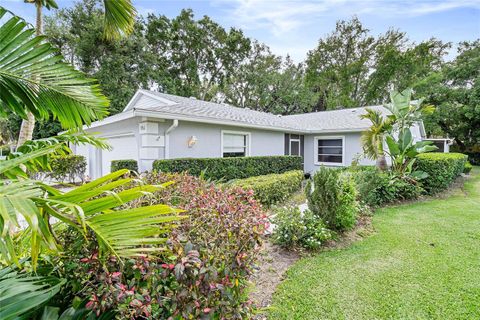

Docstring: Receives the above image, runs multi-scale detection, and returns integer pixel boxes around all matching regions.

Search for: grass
[269,168,480,320]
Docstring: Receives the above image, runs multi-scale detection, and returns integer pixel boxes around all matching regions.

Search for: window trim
[313,135,345,166]
[221,130,251,158]
[289,137,301,156]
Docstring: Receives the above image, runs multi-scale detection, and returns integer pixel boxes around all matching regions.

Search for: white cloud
[136,6,155,17]
[220,0,480,36]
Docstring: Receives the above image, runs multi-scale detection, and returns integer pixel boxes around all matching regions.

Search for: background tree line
[5,0,478,152]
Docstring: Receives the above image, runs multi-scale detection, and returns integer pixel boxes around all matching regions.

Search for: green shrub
[111,172,268,318]
[111,159,138,172]
[464,162,473,174]
[351,167,423,207]
[231,170,304,207]
[152,155,303,181]
[272,207,331,250]
[415,152,468,194]
[306,167,359,231]
[48,155,86,183]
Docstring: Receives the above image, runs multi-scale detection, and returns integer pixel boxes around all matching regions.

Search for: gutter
[164,119,179,159]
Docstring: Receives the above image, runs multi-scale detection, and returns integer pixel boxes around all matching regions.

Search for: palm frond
[87,204,184,258]
[0,7,109,129]
[0,144,62,178]
[0,268,64,320]
[103,0,136,40]
[9,171,185,268]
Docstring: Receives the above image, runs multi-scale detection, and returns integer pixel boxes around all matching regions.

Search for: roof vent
[189,96,197,100]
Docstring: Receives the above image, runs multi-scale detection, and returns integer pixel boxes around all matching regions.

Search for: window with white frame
[314,136,344,165]
[222,131,250,157]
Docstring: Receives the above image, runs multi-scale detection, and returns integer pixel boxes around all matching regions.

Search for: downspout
[164,119,178,159]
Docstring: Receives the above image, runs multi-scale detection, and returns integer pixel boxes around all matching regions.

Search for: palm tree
[16,1,58,148]
[360,108,393,170]
[0,8,183,318]
[15,0,136,147]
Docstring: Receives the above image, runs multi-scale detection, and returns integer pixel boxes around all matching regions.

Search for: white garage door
[101,134,138,176]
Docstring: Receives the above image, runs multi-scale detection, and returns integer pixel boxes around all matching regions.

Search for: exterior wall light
[187,136,198,148]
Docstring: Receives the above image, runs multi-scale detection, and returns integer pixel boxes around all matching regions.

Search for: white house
[73,89,428,178]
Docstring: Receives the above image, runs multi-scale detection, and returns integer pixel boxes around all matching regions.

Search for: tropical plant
[0,6,187,319]
[0,267,65,320]
[360,108,393,170]
[384,128,437,178]
[0,7,109,133]
[361,88,437,174]
[16,0,59,148]
[13,0,136,146]
[384,88,435,132]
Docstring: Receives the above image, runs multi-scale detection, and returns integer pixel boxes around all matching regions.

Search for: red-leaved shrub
[141,172,269,319]
[59,172,267,319]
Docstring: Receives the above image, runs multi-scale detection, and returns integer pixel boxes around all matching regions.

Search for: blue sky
[3,0,480,61]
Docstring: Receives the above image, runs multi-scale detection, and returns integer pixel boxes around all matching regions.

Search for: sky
[2,0,480,61]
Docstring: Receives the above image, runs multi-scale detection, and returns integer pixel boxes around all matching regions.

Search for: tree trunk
[376,155,388,171]
[17,2,42,149]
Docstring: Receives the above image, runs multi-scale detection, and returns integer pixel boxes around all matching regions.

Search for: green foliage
[0,7,109,130]
[269,169,480,319]
[418,40,480,151]
[0,268,65,320]
[385,128,437,176]
[415,152,468,194]
[464,162,473,174]
[223,44,316,114]
[0,165,183,270]
[351,167,423,207]
[48,155,86,183]
[110,159,138,173]
[153,155,303,181]
[231,170,304,207]
[112,172,268,318]
[306,167,359,231]
[305,17,448,111]
[272,207,331,250]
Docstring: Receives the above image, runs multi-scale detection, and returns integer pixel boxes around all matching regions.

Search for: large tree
[44,0,152,115]
[305,17,448,111]
[418,40,480,151]
[145,9,251,100]
[222,43,316,114]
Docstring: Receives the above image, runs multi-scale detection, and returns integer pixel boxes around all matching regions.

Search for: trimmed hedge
[415,152,468,194]
[152,156,303,181]
[464,162,473,174]
[49,155,86,183]
[231,170,304,207]
[111,159,138,173]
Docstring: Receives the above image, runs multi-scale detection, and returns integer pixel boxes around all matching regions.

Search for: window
[284,134,304,157]
[314,136,344,165]
[222,131,250,157]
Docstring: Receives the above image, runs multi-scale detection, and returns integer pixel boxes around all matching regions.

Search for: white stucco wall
[74,117,141,178]
[76,116,425,178]
[75,117,286,178]
[167,120,285,159]
[303,132,375,174]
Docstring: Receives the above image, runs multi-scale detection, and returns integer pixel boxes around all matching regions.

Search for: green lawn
[269,168,480,320]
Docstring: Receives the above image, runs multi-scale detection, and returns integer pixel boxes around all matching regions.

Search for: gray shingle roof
[137,90,298,130]
[135,90,388,133]
[282,105,388,132]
